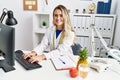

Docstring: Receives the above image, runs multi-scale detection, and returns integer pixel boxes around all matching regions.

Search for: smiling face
[53,9,64,30]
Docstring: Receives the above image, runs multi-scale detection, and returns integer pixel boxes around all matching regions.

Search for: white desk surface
[0,56,120,80]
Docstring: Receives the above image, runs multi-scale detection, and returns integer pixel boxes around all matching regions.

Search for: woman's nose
[57,16,61,19]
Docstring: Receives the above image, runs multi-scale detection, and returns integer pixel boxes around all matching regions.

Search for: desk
[0,56,120,80]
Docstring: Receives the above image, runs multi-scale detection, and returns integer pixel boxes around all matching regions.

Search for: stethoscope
[52,27,62,49]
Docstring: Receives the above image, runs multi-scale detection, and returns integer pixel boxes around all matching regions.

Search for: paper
[51,55,76,70]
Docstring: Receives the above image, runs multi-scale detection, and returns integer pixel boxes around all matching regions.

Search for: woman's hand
[28,54,46,64]
[22,51,37,60]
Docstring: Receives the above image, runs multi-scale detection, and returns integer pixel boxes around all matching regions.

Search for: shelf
[32,13,116,56]
[33,13,51,47]
[71,14,116,56]
[34,28,47,34]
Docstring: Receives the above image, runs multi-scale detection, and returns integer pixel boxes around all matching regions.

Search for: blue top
[56,29,62,39]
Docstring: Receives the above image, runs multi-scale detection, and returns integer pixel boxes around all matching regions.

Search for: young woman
[22,5,75,63]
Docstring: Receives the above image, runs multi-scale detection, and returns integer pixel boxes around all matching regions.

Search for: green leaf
[78,48,88,59]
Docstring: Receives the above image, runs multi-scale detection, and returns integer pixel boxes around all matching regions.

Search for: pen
[58,58,66,64]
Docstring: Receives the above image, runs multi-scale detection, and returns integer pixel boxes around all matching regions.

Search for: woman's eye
[54,14,63,18]
[54,14,58,17]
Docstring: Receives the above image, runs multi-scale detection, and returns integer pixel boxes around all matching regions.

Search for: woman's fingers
[28,56,37,63]
[28,56,41,64]
[22,52,36,60]
[22,53,42,64]
[22,53,30,59]
[22,53,27,59]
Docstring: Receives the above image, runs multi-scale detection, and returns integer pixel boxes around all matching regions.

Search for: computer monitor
[0,23,15,72]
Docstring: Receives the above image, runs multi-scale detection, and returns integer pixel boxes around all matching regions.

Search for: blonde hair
[53,5,75,43]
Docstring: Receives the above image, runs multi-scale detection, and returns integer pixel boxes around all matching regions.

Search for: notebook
[51,55,76,70]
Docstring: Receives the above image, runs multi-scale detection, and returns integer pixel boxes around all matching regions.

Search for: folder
[85,16,91,35]
[51,55,76,70]
[73,16,77,32]
[107,17,113,35]
[102,17,108,35]
[97,1,104,14]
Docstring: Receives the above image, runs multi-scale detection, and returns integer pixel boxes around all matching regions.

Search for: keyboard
[15,50,42,70]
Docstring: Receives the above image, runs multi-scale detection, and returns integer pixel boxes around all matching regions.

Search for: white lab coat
[33,26,75,59]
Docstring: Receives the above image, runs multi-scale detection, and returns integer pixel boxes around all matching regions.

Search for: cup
[78,64,89,79]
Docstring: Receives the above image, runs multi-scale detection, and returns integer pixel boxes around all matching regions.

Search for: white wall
[114,0,120,48]
[44,0,117,14]
[0,0,34,50]
[0,0,118,50]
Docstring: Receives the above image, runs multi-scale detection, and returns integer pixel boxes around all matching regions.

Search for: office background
[0,0,119,51]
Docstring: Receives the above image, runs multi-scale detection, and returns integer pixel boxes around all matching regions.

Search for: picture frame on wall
[23,0,38,11]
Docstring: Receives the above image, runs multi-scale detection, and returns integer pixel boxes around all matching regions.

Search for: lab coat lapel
[54,32,62,49]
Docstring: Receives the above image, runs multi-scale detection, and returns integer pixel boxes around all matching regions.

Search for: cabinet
[70,13,116,56]
[33,13,116,56]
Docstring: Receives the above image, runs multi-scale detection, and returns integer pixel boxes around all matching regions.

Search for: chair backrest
[71,43,82,55]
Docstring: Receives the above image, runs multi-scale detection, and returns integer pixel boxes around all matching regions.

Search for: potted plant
[42,21,47,28]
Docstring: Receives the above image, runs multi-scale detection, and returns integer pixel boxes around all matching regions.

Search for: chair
[71,43,82,55]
